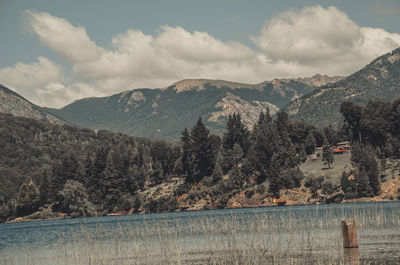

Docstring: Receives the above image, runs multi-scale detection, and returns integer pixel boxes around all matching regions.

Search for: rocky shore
[6,176,399,224]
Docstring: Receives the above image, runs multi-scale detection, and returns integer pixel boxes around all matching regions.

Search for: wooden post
[342,218,358,248]
[344,248,360,265]
[342,219,359,265]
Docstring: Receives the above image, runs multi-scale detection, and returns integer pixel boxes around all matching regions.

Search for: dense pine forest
[1,96,400,222]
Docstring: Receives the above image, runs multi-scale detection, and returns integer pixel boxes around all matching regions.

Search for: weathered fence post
[342,218,358,248]
[342,218,359,265]
[344,248,360,265]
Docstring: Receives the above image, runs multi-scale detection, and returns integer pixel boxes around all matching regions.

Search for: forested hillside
[0,113,156,218]
[0,109,337,221]
[286,47,400,126]
[2,95,400,222]
[339,98,400,199]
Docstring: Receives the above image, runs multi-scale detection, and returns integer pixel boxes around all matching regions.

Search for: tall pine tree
[180,128,192,177]
[190,117,215,182]
[50,155,79,201]
[39,170,50,205]
[87,146,109,204]
[251,111,279,183]
[322,142,334,169]
[222,113,250,153]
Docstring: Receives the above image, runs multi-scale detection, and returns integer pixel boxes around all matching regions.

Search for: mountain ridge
[284,47,400,126]
[0,84,65,124]
[45,74,342,141]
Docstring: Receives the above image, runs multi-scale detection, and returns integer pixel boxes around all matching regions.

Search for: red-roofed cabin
[273,198,286,206]
[333,147,348,154]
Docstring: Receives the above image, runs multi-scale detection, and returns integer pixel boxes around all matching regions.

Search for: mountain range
[44,74,341,141]
[284,47,400,127]
[1,47,399,141]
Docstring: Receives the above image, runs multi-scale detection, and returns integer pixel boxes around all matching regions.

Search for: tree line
[339,97,400,199]
[2,96,399,221]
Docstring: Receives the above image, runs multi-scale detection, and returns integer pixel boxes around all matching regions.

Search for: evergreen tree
[39,170,50,205]
[16,179,40,216]
[49,155,79,201]
[321,181,337,195]
[340,101,363,142]
[322,143,334,169]
[351,144,381,196]
[102,152,120,203]
[87,146,109,204]
[297,144,307,162]
[232,143,244,166]
[102,147,132,211]
[226,165,245,190]
[361,99,391,147]
[267,142,303,192]
[180,128,192,176]
[222,113,250,153]
[252,111,279,183]
[190,117,215,182]
[341,171,356,199]
[355,169,373,198]
[324,125,338,146]
[280,167,304,190]
[305,131,316,155]
[58,180,96,217]
[150,160,164,185]
[276,111,291,147]
[268,153,281,198]
[211,151,224,184]
[313,129,327,147]
[222,143,244,173]
[80,153,93,185]
[150,140,179,177]
[390,98,400,138]
[288,120,315,146]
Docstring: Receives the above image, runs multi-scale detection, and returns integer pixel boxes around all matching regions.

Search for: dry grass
[2,203,400,265]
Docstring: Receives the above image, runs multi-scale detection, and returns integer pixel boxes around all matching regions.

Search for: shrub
[321,181,338,195]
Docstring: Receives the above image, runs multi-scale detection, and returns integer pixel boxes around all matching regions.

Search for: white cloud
[25,10,103,63]
[2,6,399,108]
[252,5,400,75]
[38,82,103,108]
[0,57,65,105]
[253,6,362,64]
[72,27,263,90]
[0,57,100,108]
[154,26,254,62]
[358,27,400,59]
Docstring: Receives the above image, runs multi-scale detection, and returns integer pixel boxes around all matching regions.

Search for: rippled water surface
[1,202,399,264]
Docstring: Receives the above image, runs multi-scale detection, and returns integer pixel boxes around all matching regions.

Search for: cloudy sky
[1,0,400,108]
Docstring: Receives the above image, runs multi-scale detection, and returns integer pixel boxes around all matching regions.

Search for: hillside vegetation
[0,109,334,221]
[285,47,400,126]
[2,95,400,222]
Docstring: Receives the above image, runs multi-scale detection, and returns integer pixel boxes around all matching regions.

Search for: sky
[0,0,400,108]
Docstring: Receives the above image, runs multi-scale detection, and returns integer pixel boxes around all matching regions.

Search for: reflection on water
[1,201,399,264]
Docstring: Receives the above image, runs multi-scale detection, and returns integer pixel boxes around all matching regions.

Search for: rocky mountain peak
[168,79,258,93]
[298,74,344,87]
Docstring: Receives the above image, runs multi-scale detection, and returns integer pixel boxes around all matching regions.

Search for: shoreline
[4,198,399,224]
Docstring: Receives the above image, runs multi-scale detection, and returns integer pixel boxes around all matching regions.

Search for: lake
[1,201,400,264]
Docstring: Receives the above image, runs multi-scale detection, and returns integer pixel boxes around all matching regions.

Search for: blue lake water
[1,201,400,264]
